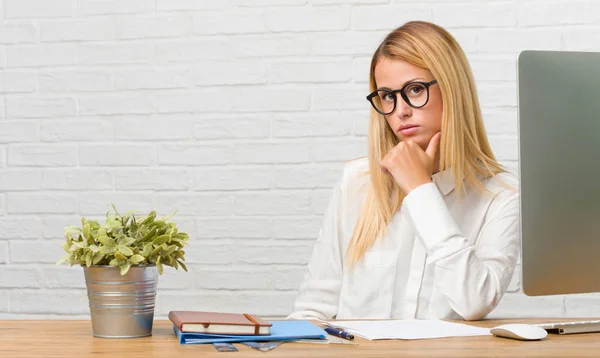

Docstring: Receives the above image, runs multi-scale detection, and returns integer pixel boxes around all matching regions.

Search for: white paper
[325,319,492,340]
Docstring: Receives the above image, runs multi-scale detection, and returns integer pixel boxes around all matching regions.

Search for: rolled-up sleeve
[403,182,520,321]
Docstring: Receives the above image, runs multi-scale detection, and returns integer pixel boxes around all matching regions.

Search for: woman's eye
[407,85,424,95]
[381,92,394,101]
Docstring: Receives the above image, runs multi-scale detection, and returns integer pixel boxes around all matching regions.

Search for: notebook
[168,311,272,335]
[173,320,327,345]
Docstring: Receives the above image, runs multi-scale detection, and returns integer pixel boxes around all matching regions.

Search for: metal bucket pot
[83,265,159,338]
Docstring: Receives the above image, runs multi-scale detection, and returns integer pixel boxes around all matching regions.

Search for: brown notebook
[168,311,272,335]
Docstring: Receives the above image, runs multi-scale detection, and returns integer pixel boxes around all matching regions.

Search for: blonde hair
[345,21,507,267]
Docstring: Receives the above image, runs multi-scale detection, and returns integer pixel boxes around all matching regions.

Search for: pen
[325,326,354,340]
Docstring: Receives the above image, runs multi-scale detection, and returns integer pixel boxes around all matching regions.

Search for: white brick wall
[1,0,600,320]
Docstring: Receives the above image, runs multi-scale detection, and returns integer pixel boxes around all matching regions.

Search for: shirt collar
[432,167,459,196]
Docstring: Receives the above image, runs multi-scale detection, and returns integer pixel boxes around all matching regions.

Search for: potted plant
[57,204,189,338]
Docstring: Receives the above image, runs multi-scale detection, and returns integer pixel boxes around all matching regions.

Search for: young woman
[288,21,519,321]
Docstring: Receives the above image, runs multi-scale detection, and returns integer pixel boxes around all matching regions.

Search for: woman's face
[373,57,443,151]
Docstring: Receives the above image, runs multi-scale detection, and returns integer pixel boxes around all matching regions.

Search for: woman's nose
[393,95,412,119]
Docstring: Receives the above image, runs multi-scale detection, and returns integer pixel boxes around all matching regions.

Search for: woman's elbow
[457,297,501,321]
[460,309,489,321]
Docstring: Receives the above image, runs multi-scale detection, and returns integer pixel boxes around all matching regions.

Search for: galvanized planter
[83,265,159,338]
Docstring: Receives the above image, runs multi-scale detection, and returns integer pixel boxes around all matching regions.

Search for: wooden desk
[1,319,599,357]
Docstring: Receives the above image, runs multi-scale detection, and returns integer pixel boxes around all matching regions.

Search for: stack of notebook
[168,311,327,345]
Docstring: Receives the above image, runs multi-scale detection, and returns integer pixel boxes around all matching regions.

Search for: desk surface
[1,319,600,357]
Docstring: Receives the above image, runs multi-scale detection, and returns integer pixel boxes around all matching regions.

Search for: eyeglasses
[366,79,438,115]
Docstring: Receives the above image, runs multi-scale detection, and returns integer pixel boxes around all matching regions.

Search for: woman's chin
[399,134,429,149]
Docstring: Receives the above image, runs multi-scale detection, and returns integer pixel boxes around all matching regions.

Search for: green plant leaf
[106,214,121,229]
[64,226,81,240]
[88,220,101,230]
[117,245,133,257]
[151,245,162,257]
[140,211,156,225]
[150,220,166,233]
[122,209,135,221]
[142,227,157,242]
[99,246,116,255]
[97,227,108,238]
[120,262,131,276]
[156,256,163,275]
[56,254,70,265]
[118,236,136,247]
[109,258,121,267]
[92,251,104,265]
[70,259,83,266]
[83,222,91,241]
[173,233,189,240]
[69,244,81,252]
[153,234,170,246]
[142,243,153,257]
[170,239,184,248]
[129,254,145,265]
[176,259,187,272]
[110,202,121,216]
[131,218,138,229]
[72,241,87,249]
[115,251,127,261]
[97,235,116,247]
[85,251,92,267]
[164,209,178,221]
[164,245,177,257]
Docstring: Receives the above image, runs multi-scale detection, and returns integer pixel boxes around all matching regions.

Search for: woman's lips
[399,125,419,135]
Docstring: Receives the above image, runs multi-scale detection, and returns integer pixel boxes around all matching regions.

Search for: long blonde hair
[345,21,506,267]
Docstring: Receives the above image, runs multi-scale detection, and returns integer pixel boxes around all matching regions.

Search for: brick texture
[0,0,597,320]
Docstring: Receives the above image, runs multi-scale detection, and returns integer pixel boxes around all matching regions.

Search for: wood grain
[2,319,600,357]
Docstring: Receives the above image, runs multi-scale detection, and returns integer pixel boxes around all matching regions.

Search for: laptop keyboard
[536,320,600,329]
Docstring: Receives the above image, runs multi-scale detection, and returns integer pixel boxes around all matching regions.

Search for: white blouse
[287,157,520,321]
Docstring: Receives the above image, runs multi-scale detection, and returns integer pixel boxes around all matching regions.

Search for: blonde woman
[288,21,519,321]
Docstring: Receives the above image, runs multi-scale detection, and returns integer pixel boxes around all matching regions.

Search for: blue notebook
[173,320,327,345]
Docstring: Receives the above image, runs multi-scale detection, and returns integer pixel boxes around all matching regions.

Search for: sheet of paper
[325,319,492,340]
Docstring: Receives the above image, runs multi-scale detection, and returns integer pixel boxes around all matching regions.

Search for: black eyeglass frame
[366,79,438,114]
